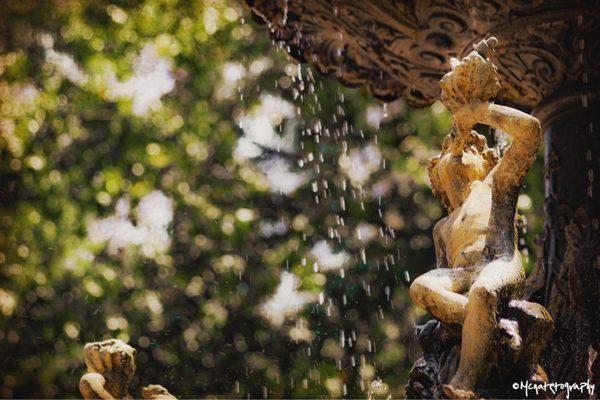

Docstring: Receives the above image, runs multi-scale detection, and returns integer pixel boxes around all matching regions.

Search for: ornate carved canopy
[246,0,600,109]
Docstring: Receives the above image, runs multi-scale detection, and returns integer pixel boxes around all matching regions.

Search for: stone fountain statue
[79,339,175,399]
[406,38,554,399]
[77,38,554,400]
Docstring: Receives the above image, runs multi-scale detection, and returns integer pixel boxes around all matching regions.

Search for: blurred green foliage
[0,0,543,398]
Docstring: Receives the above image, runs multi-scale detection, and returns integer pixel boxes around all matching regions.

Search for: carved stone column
[527,86,600,387]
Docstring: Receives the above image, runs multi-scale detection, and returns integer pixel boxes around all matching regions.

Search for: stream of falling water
[264,43,408,397]
[231,17,432,395]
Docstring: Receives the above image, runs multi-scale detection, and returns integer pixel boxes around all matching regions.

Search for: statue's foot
[442,384,478,399]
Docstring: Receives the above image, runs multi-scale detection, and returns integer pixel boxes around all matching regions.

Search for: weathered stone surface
[406,300,553,399]
[80,339,137,399]
[527,203,600,387]
[79,339,176,400]
[141,385,178,400]
[406,320,461,399]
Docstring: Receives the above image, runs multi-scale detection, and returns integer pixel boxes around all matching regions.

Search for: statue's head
[428,128,499,211]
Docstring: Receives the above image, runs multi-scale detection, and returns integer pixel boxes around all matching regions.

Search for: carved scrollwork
[247,0,600,109]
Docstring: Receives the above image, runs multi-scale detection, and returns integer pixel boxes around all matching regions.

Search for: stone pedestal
[405,300,553,399]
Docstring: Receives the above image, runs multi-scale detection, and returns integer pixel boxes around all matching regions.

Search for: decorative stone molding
[246,0,600,109]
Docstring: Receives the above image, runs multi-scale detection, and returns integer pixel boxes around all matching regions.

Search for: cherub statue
[80,339,176,399]
[409,38,542,398]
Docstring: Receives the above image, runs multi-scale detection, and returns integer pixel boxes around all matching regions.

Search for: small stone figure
[407,38,552,399]
[79,339,175,399]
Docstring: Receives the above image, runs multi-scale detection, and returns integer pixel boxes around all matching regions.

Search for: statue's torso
[435,179,517,268]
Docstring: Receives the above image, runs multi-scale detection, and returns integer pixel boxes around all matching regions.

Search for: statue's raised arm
[463,102,541,193]
[439,39,541,196]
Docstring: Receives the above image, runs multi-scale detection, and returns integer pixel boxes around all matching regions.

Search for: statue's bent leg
[409,268,475,325]
[449,258,525,391]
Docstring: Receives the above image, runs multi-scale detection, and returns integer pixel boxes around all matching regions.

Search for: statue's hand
[439,44,500,114]
[80,339,137,399]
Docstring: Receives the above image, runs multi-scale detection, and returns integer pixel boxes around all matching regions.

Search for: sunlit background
[0,0,544,398]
